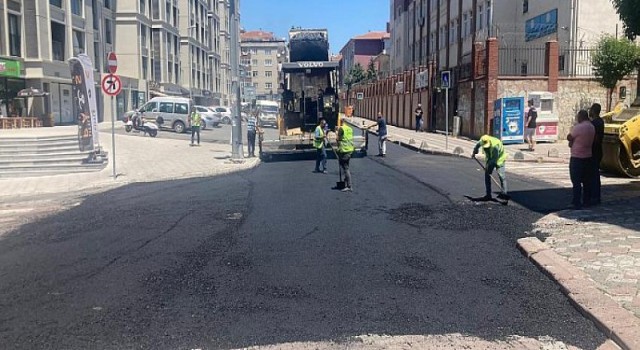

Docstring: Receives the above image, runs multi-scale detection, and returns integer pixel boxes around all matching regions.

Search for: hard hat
[480,135,492,148]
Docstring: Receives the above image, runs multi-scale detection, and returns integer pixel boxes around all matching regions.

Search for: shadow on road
[0,159,609,350]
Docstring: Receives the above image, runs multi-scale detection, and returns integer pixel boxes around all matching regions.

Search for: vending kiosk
[493,97,525,144]
[528,91,559,142]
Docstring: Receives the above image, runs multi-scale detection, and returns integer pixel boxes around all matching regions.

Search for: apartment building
[0,0,116,124]
[390,0,625,75]
[339,31,389,85]
[240,30,286,101]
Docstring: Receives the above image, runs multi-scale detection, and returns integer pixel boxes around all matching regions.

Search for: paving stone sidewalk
[533,201,640,322]
[0,125,258,201]
[345,115,570,162]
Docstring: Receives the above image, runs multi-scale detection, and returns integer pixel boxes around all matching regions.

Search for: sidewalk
[0,124,258,201]
[524,202,640,349]
[344,116,570,163]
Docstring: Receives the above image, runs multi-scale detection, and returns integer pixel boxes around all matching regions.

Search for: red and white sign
[107,52,118,74]
[101,73,122,96]
[535,122,559,141]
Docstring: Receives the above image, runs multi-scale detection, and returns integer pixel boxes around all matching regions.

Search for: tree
[366,60,378,82]
[348,63,366,85]
[591,35,640,110]
[611,0,640,106]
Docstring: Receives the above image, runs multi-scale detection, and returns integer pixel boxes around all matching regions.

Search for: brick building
[339,31,390,87]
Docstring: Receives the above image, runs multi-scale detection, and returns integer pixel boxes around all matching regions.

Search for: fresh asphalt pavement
[0,140,606,349]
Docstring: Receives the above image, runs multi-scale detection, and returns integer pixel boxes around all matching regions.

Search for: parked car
[194,105,220,129]
[209,106,232,124]
[137,97,193,133]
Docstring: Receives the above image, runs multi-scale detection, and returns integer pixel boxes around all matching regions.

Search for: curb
[344,119,569,164]
[517,237,640,350]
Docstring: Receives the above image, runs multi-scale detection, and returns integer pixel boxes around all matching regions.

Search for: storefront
[0,58,26,118]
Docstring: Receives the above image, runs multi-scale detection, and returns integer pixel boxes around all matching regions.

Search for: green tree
[611,0,640,106]
[348,63,366,85]
[366,60,378,82]
[591,35,640,109]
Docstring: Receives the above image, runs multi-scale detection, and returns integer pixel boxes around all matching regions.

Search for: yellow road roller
[601,102,640,177]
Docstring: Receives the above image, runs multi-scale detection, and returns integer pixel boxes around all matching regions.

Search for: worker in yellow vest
[337,123,355,192]
[314,118,328,173]
[472,134,508,200]
[190,108,202,146]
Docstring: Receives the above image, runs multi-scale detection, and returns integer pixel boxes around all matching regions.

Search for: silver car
[195,106,220,129]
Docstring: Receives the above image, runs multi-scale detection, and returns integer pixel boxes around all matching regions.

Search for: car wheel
[173,121,186,133]
[222,116,231,124]
[149,129,158,137]
[213,122,220,127]
[201,123,207,130]
[125,125,132,132]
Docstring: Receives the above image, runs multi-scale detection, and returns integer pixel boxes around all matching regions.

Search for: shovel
[474,157,510,201]
[330,144,346,190]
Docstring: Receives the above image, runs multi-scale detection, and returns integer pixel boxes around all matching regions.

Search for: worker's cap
[480,135,492,148]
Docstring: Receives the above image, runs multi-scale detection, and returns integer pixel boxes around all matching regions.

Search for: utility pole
[229,0,243,159]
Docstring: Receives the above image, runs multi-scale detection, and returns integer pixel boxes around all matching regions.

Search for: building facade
[0,0,116,124]
[390,0,625,75]
[339,31,389,87]
[240,30,286,101]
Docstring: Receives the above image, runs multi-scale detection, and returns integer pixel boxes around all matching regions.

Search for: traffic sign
[101,73,122,96]
[441,70,451,89]
[107,52,118,74]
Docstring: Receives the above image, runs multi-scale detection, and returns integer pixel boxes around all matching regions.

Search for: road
[115,122,281,146]
[0,141,608,349]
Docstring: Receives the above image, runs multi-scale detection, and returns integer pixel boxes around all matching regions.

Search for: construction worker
[314,118,328,173]
[472,135,508,200]
[190,108,202,146]
[337,123,355,192]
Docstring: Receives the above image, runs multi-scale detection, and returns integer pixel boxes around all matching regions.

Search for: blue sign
[525,9,558,42]
[493,97,524,144]
[441,71,451,89]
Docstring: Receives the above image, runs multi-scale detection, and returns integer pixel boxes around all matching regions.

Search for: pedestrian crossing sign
[441,71,451,89]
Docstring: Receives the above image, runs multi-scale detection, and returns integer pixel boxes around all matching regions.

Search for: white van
[256,100,279,128]
[138,97,193,133]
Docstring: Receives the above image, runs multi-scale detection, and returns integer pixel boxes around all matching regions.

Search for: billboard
[525,9,558,42]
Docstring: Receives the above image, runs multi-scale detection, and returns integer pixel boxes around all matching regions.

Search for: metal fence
[558,47,596,77]
[498,45,547,76]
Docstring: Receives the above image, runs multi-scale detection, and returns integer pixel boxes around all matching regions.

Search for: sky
[240,0,390,54]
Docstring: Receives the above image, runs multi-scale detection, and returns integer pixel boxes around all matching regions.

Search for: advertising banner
[69,54,100,151]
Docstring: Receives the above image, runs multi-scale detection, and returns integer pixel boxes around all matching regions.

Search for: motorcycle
[123,111,158,137]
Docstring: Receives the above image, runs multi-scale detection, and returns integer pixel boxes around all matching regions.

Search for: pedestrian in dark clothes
[590,103,604,205]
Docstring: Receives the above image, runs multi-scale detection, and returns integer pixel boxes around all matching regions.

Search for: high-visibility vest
[338,124,354,154]
[314,125,325,149]
[191,112,201,127]
[483,136,507,166]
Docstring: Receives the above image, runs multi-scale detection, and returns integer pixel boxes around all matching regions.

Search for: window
[478,5,483,30]
[265,82,273,89]
[486,1,492,29]
[265,71,272,77]
[94,42,100,70]
[92,0,99,29]
[265,49,272,55]
[143,102,157,112]
[252,71,258,77]
[50,0,62,7]
[8,14,21,57]
[140,24,147,48]
[463,13,469,37]
[523,0,528,13]
[51,21,66,61]
[73,30,85,55]
[104,19,112,44]
[253,82,258,88]
[264,59,273,66]
[251,59,258,66]
[104,0,111,9]
[175,103,189,114]
[142,56,148,79]
[250,48,257,54]
[159,102,174,113]
[71,0,83,15]
[140,0,145,13]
